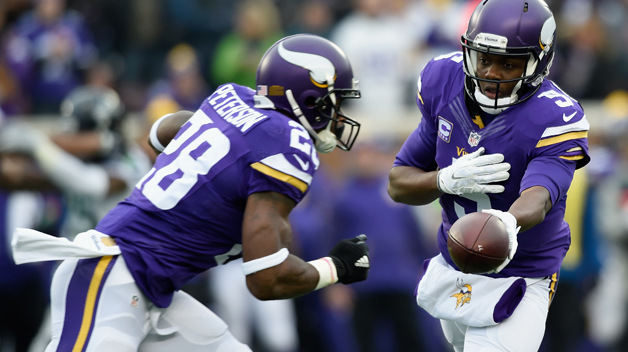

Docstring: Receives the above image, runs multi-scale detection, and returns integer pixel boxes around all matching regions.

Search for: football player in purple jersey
[11,34,370,352]
[388,0,589,351]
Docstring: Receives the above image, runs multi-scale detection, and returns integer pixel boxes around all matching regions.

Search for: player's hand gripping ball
[447,212,509,274]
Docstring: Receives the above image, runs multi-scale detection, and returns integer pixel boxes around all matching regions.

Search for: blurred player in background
[0,86,152,238]
[0,86,151,351]
[387,0,590,351]
[11,34,370,352]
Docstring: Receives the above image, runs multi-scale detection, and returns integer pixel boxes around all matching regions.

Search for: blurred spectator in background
[145,43,209,117]
[326,139,444,352]
[1,0,97,114]
[210,0,284,88]
[83,58,118,90]
[162,0,236,62]
[405,0,469,71]
[68,0,170,112]
[287,0,336,38]
[586,101,628,352]
[0,54,21,115]
[0,0,27,30]
[540,167,605,352]
[551,1,628,100]
[331,0,417,120]
[118,0,165,104]
[142,43,210,161]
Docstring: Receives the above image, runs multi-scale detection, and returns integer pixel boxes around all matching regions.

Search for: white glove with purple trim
[436,147,511,195]
[482,209,521,273]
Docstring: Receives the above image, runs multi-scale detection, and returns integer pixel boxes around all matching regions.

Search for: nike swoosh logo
[563,112,577,122]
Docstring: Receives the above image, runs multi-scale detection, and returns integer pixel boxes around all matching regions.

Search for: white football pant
[440,276,555,352]
[44,255,251,352]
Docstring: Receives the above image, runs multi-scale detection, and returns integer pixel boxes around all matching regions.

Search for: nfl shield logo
[468,132,481,147]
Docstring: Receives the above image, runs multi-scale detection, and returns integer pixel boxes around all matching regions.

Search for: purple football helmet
[461,0,556,113]
[256,34,361,153]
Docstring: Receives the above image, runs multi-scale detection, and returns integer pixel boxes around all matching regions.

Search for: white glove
[437,147,511,195]
[0,120,50,154]
[482,209,521,273]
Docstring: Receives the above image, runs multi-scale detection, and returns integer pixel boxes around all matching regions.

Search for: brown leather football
[447,211,509,274]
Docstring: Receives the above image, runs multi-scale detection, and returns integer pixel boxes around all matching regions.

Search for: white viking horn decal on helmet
[539,17,556,52]
[278,42,335,87]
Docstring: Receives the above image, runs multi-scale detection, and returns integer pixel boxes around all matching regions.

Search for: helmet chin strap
[473,80,522,115]
[285,89,337,154]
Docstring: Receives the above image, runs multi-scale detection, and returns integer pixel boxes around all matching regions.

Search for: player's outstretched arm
[389,147,510,205]
[508,185,552,232]
[481,185,552,273]
[242,191,369,301]
[0,153,57,191]
[388,165,442,206]
[0,121,125,197]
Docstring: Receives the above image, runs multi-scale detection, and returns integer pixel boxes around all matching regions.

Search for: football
[447,212,509,274]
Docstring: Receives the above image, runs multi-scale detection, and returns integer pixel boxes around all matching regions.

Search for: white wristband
[149,113,173,152]
[242,248,290,275]
[308,257,338,290]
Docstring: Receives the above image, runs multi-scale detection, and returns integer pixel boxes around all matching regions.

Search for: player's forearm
[246,255,320,300]
[388,166,442,205]
[508,186,552,232]
[0,155,57,191]
[51,132,107,158]
[34,141,110,199]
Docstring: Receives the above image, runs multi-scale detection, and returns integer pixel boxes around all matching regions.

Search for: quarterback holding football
[388,0,589,351]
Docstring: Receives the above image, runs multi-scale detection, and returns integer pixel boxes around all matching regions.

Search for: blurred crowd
[1,0,628,351]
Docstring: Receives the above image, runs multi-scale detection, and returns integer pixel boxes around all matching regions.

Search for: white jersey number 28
[137,110,230,210]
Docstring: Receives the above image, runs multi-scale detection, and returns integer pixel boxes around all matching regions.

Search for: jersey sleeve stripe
[566,147,582,152]
[251,162,309,192]
[258,154,313,184]
[540,116,590,138]
[559,155,585,161]
[536,131,588,148]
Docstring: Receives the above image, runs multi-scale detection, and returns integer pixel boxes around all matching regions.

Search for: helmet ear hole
[304,96,317,108]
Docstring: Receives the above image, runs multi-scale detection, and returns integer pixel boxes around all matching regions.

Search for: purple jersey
[96,84,319,307]
[394,52,590,278]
